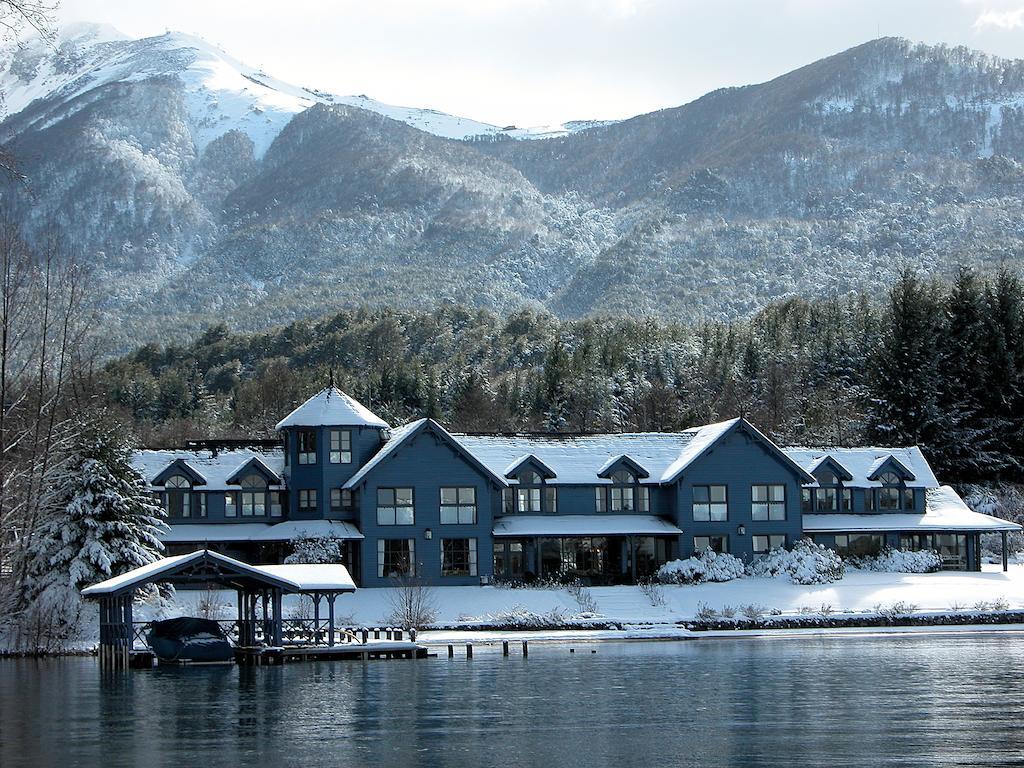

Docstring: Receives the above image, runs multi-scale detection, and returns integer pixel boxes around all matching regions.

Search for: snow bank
[747,539,844,584]
[850,548,942,574]
[657,549,745,584]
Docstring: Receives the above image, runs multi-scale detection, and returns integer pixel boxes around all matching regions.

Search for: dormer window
[604,469,649,512]
[164,475,192,518]
[297,430,317,465]
[874,471,914,511]
[503,470,557,514]
[329,429,352,464]
[239,474,268,516]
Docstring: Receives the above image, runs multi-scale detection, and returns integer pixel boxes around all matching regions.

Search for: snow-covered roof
[453,431,695,486]
[257,564,356,592]
[275,387,389,430]
[81,550,297,596]
[132,448,285,491]
[801,486,1022,533]
[81,550,357,596]
[784,447,938,488]
[159,520,363,543]
[492,514,683,537]
[343,419,507,490]
[660,419,742,483]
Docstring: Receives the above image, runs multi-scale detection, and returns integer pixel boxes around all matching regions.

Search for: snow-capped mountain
[0,23,601,157]
[4,30,1024,350]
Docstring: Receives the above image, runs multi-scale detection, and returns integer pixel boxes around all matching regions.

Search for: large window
[694,535,728,554]
[752,534,787,557]
[693,485,728,522]
[377,539,415,578]
[239,474,267,516]
[833,533,883,557]
[610,469,636,511]
[751,484,786,521]
[442,538,478,576]
[441,487,477,525]
[164,475,192,518]
[869,472,915,511]
[802,487,853,513]
[505,472,555,514]
[377,488,414,525]
[298,489,317,513]
[329,429,352,464]
[297,430,317,465]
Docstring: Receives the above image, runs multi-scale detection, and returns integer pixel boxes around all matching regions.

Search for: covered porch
[81,549,358,669]
[492,514,682,584]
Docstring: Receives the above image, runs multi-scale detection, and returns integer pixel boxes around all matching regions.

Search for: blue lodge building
[133,387,1019,586]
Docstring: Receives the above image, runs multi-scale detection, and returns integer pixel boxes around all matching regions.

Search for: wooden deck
[235,641,429,664]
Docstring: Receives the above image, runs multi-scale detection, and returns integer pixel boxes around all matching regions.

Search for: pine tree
[21,418,167,649]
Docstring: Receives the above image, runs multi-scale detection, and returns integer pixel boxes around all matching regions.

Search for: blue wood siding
[675,429,805,561]
[353,429,501,587]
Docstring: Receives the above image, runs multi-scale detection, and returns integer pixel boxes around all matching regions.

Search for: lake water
[2,634,1023,767]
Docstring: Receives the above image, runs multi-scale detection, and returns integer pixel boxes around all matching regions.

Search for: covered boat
[146,617,235,663]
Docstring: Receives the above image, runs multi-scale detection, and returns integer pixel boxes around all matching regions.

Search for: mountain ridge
[3,26,1024,349]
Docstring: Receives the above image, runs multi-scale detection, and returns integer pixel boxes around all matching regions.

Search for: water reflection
[2,635,1024,767]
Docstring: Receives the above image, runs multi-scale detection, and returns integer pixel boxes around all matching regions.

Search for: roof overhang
[493,514,683,537]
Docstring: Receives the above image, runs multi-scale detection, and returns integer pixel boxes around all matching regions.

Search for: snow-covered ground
[156,563,1024,632]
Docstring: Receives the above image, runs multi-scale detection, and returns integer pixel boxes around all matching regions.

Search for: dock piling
[502,640,509,656]
[466,643,473,658]
[447,644,454,658]
[522,640,528,657]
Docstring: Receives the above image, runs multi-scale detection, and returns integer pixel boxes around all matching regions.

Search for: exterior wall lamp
[424,528,433,540]
[737,524,746,536]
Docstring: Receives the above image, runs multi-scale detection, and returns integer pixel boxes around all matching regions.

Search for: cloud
[973,6,1024,29]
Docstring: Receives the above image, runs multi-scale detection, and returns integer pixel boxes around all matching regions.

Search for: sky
[56,0,1024,129]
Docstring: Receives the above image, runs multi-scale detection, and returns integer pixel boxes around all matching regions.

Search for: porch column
[1002,531,1009,572]
[271,589,283,647]
[328,593,336,647]
[629,536,637,583]
[313,592,321,644]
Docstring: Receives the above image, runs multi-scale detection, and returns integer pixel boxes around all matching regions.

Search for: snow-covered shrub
[638,579,667,607]
[285,535,343,564]
[850,548,941,573]
[566,580,599,613]
[747,539,844,584]
[466,605,572,628]
[657,549,745,584]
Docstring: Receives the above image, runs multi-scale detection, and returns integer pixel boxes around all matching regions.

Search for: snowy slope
[0,22,606,158]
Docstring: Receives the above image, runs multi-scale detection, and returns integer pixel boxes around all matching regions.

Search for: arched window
[239,474,267,516]
[164,475,191,518]
[503,469,557,514]
[877,471,912,511]
[603,469,649,513]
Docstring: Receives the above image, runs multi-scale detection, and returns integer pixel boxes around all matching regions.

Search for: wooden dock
[235,641,428,665]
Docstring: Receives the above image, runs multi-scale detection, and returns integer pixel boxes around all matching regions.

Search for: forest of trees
[100,265,1024,487]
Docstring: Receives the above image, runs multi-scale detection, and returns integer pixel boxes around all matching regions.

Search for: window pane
[441,488,458,505]
[693,486,709,503]
[710,486,727,503]
[545,487,557,513]
[461,487,475,505]
[378,488,394,506]
[396,488,414,506]
[752,485,767,502]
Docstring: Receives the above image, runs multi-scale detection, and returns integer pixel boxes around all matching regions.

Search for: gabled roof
[343,418,507,490]
[784,447,936,488]
[151,459,207,487]
[806,454,854,482]
[504,454,557,480]
[133,448,284,491]
[596,454,651,479]
[275,387,389,430]
[225,455,282,485]
[867,454,917,482]
[660,418,815,485]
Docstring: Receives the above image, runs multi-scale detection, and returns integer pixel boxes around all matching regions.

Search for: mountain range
[3,23,1024,346]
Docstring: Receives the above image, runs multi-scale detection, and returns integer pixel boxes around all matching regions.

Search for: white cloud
[973,6,1024,29]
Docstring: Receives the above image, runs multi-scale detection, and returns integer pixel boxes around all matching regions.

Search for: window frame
[441,537,478,577]
[440,487,477,525]
[377,538,416,578]
[297,429,317,465]
[329,429,352,465]
[298,489,317,513]
[692,484,728,522]
[693,535,728,554]
[376,487,415,526]
[751,484,786,521]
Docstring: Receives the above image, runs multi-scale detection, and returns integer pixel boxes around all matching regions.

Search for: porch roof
[493,514,683,537]
[159,520,364,543]
[801,486,1022,533]
[81,550,356,597]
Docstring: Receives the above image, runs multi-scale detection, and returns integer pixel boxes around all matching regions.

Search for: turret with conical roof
[277,387,391,519]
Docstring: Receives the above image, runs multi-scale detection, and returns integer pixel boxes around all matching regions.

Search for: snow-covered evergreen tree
[20,418,166,649]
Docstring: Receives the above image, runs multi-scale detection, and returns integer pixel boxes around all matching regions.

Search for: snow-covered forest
[101,265,1024,487]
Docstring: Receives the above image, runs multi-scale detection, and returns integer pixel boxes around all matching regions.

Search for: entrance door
[493,540,526,582]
